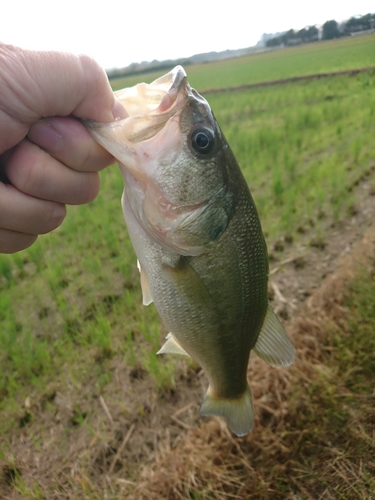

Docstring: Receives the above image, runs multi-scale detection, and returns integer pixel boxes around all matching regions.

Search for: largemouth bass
[84,66,294,436]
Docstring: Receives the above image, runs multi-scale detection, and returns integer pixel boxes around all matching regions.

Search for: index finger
[28,116,115,172]
[0,45,127,153]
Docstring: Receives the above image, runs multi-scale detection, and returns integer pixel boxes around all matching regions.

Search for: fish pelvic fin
[157,333,190,356]
[253,304,295,368]
[199,386,254,437]
[137,260,153,306]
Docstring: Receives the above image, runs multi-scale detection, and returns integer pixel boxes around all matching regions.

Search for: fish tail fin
[199,385,254,436]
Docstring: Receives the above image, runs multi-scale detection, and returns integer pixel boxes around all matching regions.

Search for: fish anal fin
[253,304,295,368]
[199,385,254,437]
[157,333,190,356]
[137,260,153,306]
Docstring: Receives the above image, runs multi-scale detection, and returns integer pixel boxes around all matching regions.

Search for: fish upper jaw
[156,66,188,113]
[83,65,189,180]
[113,65,188,116]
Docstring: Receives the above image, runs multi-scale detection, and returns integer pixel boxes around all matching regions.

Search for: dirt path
[268,172,375,320]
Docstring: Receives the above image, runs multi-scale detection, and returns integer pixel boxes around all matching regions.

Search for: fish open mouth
[83,66,189,165]
[114,65,188,118]
[106,66,188,144]
[152,66,188,113]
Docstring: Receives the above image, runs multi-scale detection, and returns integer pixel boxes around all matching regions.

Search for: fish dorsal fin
[253,304,294,367]
[157,333,190,356]
[137,260,153,306]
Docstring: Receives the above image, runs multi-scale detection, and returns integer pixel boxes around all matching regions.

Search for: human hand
[0,43,127,253]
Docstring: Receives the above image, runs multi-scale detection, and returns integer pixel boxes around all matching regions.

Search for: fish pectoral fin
[162,256,214,310]
[157,333,190,356]
[253,304,295,368]
[199,386,254,437]
[137,260,153,306]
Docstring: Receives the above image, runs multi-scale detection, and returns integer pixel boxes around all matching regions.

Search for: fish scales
[83,66,294,436]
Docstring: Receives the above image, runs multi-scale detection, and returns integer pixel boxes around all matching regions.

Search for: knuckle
[75,172,100,204]
[76,141,112,173]
[6,142,48,198]
[41,203,66,234]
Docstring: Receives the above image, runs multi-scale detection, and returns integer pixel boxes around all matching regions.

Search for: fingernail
[112,98,128,120]
[28,120,62,152]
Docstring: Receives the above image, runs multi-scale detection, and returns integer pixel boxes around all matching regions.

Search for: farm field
[0,35,375,499]
[111,34,375,90]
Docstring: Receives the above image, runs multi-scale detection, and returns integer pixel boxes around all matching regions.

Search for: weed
[0,256,13,284]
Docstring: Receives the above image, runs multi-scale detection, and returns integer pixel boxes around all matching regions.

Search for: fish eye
[191,128,215,155]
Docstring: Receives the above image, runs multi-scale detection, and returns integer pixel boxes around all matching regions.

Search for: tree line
[266,13,375,47]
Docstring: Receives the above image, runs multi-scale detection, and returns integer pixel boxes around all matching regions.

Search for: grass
[110,34,375,90]
[0,35,375,498]
[209,68,375,240]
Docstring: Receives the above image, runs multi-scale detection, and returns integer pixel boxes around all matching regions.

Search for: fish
[83,66,294,436]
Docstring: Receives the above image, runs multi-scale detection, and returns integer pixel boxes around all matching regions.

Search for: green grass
[209,68,375,240]
[0,34,375,498]
[0,166,163,409]
[110,35,375,91]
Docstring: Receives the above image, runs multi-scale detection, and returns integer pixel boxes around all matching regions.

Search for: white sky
[2,1,374,70]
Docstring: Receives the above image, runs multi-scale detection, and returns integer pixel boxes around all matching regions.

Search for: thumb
[0,44,125,124]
